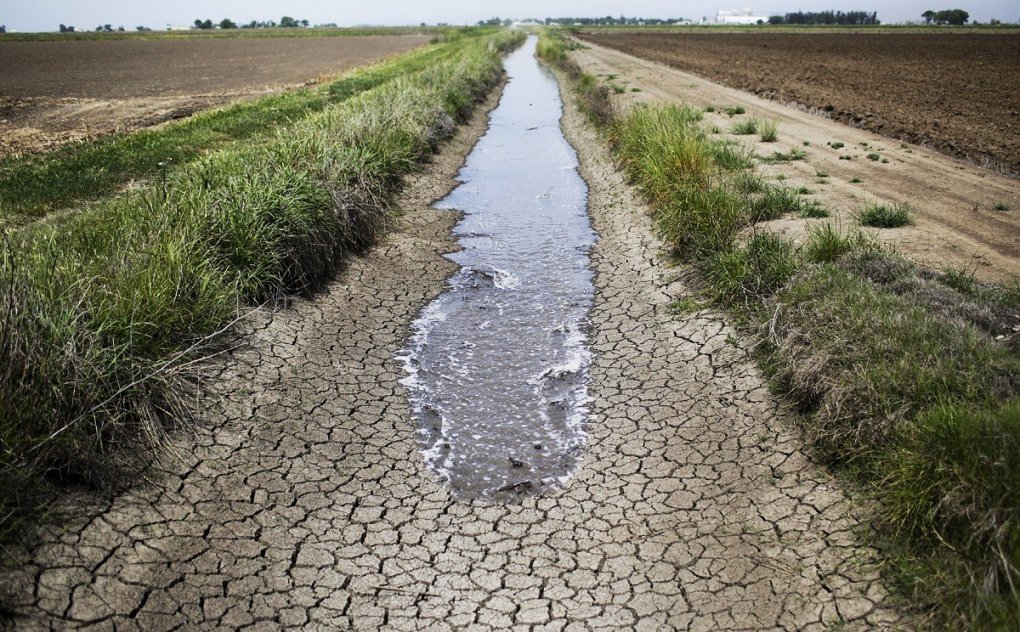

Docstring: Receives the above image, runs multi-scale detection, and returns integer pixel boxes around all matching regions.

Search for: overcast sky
[3,1,1017,32]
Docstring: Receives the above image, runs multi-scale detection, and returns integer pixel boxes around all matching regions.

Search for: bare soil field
[575,31,1020,175]
[569,39,1020,282]
[0,35,428,155]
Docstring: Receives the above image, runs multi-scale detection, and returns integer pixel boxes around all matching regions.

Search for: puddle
[398,36,595,501]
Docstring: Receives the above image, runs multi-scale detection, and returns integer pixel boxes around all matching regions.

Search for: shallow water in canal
[399,36,594,500]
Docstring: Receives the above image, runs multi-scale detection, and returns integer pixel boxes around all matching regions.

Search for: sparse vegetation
[723,105,746,117]
[994,202,1010,211]
[758,119,779,142]
[762,147,807,163]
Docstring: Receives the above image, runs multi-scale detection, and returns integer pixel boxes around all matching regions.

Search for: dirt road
[572,39,1020,283]
[1,65,905,629]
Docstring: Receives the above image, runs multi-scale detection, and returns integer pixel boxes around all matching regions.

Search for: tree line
[193,17,310,30]
[921,9,969,25]
[768,11,880,25]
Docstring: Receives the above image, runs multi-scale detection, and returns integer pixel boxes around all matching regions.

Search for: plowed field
[0,34,427,155]
[575,31,1020,174]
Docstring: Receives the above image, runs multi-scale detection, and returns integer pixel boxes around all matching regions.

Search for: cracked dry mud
[2,65,906,630]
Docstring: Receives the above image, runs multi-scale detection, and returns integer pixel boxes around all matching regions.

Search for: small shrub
[829,141,845,149]
[724,105,746,117]
[993,202,1010,211]
[858,202,914,228]
[759,119,779,142]
[867,153,881,161]
[850,177,863,183]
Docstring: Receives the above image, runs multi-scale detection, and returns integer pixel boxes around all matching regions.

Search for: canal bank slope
[3,44,905,629]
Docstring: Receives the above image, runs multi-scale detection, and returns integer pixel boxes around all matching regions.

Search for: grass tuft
[758,119,779,142]
[858,202,914,228]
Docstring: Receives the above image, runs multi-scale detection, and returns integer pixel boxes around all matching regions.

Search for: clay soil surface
[0,34,428,155]
[576,31,1020,175]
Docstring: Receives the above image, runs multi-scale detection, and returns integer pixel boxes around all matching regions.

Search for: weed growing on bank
[0,29,525,549]
[538,28,1020,629]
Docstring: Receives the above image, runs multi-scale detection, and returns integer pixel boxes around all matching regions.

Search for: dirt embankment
[576,31,1020,175]
[0,35,428,156]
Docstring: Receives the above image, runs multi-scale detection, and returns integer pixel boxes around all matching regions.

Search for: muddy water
[399,36,594,500]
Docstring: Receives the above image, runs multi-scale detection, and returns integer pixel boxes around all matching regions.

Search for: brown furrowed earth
[575,30,1020,175]
[0,34,428,155]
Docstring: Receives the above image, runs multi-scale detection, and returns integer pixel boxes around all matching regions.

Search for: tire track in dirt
[1,63,906,630]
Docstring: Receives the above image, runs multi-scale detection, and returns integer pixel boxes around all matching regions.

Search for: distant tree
[300,19,309,27]
[219,18,237,29]
[59,23,76,32]
[279,16,299,27]
[934,9,969,25]
[136,25,151,32]
[194,19,213,29]
[0,25,6,34]
[922,10,935,24]
[117,26,125,32]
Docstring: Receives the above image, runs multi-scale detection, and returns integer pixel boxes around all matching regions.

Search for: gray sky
[3,1,1018,32]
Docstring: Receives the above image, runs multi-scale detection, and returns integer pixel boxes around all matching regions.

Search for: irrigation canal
[399,36,596,500]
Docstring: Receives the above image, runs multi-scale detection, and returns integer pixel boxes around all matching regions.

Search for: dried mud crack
[2,64,906,630]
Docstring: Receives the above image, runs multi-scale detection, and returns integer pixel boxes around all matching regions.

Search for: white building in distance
[715,9,769,24]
